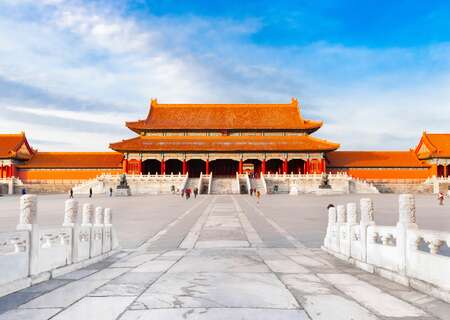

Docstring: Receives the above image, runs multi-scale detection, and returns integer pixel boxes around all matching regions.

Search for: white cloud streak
[0,0,449,151]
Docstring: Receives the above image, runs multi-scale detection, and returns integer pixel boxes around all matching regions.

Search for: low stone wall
[73,173,188,195]
[0,195,119,298]
[371,179,431,194]
[322,194,450,303]
[263,173,378,194]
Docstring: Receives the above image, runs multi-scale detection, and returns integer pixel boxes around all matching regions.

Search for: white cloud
[0,0,450,151]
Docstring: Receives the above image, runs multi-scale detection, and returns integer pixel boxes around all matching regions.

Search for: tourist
[69,189,73,198]
[256,190,261,204]
[181,188,185,198]
[438,192,445,206]
[89,187,93,198]
[109,187,113,197]
[21,188,27,195]
[250,188,253,196]
[327,204,335,210]
[194,187,198,198]
[186,188,191,199]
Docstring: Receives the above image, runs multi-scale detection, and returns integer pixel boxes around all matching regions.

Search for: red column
[161,160,165,175]
[182,159,187,175]
[0,163,3,178]
[283,159,288,174]
[205,159,209,175]
[306,159,310,174]
[138,159,143,175]
[10,164,16,178]
[261,159,266,174]
[322,159,327,173]
[239,159,243,174]
[444,165,448,178]
[303,161,306,174]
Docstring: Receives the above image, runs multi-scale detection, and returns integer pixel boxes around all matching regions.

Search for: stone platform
[0,195,449,319]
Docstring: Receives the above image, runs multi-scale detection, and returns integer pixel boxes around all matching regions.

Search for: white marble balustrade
[0,195,118,298]
[323,194,450,303]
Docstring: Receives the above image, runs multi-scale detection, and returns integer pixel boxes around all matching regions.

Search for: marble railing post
[397,194,418,275]
[345,202,357,257]
[336,205,346,253]
[16,194,38,275]
[360,198,375,263]
[324,206,337,248]
[103,208,114,252]
[81,203,94,227]
[63,199,79,264]
[95,207,104,226]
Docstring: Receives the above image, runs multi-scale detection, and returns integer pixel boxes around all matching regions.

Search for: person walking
[109,187,113,197]
[69,188,73,198]
[256,190,261,204]
[186,188,191,200]
[438,192,445,206]
[89,187,93,198]
[181,188,185,198]
[250,188,253,196]
[194,187,198,198]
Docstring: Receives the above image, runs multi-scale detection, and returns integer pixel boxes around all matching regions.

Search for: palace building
[109,98,339,177]
[1,99,449,194]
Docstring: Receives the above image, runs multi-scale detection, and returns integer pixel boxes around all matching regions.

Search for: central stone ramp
[209,177,238,194]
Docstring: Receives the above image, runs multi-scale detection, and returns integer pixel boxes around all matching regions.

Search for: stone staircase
[185,178,199,190]
[210,177,239,194]
[250,178,266,193]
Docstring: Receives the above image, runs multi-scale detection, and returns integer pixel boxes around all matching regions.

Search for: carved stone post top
[104,208,112,225]
[328,207,337,223]
[337,205,346,223]
[398,193,417,225]
[360,198,374,223]
[17,194,38,230]
[81,203,94,226]
[95,206,104,225]
[63,199,79,227]
[346,202,357,224]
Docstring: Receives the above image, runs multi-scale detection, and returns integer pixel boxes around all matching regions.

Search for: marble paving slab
[51,296,135,320]
[319,273,427,317]
[302,294,379,320]
[136,272,299,309]
[169,254,270,273]
[0,308,61,320]
[195,240,250,248]
[119,308,309,320]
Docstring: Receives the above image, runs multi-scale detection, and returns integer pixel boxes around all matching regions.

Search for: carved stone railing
[322,194,450,303]
[0,195,118,298]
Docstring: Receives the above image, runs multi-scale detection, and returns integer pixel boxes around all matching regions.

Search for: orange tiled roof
[326,151,429,168]
[17,152,123,169]
[0,132,35,159]
[416,132,450,159]
[110,135,339,152]
[126,98,322,132]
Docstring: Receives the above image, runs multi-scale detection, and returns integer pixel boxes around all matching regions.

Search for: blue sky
[1,0,450,150]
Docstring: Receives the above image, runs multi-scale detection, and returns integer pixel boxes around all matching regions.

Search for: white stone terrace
[0,194,449,319]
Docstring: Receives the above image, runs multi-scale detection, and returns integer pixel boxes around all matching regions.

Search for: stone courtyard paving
[1,194,450,319]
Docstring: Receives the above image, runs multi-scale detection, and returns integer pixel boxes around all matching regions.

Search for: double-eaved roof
[126,98,322,133]
[110,135,339,153]
[112,98,338,153]
[0,132,35,160]
[415,132,450,159]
